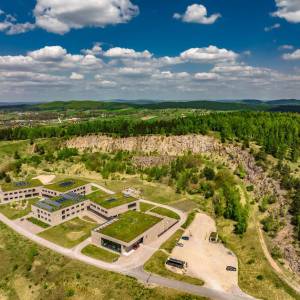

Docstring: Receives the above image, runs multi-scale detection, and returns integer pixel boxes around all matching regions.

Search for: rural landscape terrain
[0,100,299,300]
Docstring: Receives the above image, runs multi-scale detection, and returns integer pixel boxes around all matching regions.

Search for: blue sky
[0,0,300,101]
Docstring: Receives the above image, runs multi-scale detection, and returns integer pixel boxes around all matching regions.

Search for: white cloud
[81,43,103,56]
[278,44,294,50]
[180,46,238,62]
[174,4,221,25]
[0,11,35,35]
[273,0,300,23]
[33,0,139,34]
[194,72,219,80]
[28,46,67,61]
[70,72,84,80]
[104,47,152,58]
[264,23,281,32]
[282,49,300,60]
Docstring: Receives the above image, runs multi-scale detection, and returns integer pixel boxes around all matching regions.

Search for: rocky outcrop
[66,134,299,274]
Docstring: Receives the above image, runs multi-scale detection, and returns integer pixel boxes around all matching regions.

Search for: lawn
[140,202,155,212]
[38,217,97,248]
[0,219,205,300]
[181,210,197,229]
[150,207,180,220]
[217,212,299,300]
[27,217,49,228]
[160,229,184,253]
[144,250,204,286]
[99,211,162,243]
[0,198,40,220]
[81,244,119,262]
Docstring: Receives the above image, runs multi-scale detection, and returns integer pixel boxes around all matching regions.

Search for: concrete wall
[0,186,42,204]
[41,183,92,198]
[88,200,139,219]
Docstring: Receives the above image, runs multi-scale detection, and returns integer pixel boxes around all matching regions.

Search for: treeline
[1,112,299,161]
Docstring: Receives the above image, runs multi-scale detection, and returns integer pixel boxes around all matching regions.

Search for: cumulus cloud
[28,46,67,61]
[272,0,300,23]
[264,23,281,32]
[282,49,300,60]
[180,46,238,62]
[194,72,219,80]
[0,11,35,35]
[104,47,152,58]
[174,4,221,24]
[70,72,84,80]
[33,0,139,34]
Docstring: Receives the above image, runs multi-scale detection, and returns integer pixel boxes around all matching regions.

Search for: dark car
[181,236,189,241]
[226,266,237,272]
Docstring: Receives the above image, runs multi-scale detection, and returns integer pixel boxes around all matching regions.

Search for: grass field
[81,244,120,262]
[160,229,184,253]
[27,217,50,228]
[150,207,180,220]
[217,212,300,300]
[144,250,205,286]
[182,210,197,229]
[99,211,161,243]
[38,217,97,248]
[140,202,156,212]
[0,220,205,300]
[0,198,40,220]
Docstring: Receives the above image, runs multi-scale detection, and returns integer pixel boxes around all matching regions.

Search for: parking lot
[170,213,242,295]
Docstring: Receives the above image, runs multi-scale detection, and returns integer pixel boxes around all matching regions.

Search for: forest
[1,112,299,162]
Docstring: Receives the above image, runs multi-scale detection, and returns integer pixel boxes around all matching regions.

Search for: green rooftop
[1,179,42,192]
[99,211,162,243]
[89,191,136,209]
[44,178,88,192]
[33,193,86,212]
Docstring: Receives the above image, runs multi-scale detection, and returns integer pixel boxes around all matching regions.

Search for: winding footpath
[0,198,254,300]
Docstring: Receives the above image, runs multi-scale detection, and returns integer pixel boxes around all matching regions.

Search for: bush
[203,166,215,180]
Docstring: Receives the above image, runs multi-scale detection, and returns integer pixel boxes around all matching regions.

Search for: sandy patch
[33,174,56,185]
[66,231,85,241]
[13,276,39,300]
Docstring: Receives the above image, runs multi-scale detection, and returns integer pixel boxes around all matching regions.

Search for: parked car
[176,242,184,247]
[226,266,237,272]
[181,236,189,241]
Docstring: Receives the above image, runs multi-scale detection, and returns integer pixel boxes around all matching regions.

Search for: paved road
[0,198,255,300]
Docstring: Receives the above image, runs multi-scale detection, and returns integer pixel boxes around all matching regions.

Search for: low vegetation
[0,221,201,300]
[38,218,97,248]
[160,229,184,253]
[150,207,180,220]
[81,244,119,262]
[27,217,50,228]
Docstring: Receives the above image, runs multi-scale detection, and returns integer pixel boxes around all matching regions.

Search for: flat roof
[1,179,42,192]
[99,210,162,243]
[34,192,86,212]
[44,178,88,192]
[89,191,136,209]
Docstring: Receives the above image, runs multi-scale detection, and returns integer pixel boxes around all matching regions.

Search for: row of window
[36,209,51,217]
[37,214,51,223]
[90,203,108,214]
[61,202,85,214]
[4,188,38,196]
[3,193,39,201]
[62,208,85,219]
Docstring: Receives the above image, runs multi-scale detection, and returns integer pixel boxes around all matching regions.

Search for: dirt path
[257,224,300,294]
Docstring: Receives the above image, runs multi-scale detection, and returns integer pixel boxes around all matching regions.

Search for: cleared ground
[38,217,97,248]
[171,213,241,295]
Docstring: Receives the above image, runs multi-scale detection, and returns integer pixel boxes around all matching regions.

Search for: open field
[0,198,40,220]
[144,250,205,286]
[0,221,205,300]
[81,244,120,262]
[38,217,97,248]
[217,212,300,300]
[150,207,180,220]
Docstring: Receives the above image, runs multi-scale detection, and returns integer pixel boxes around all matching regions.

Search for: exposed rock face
[66,134,219,155]
[66,134,299,274]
